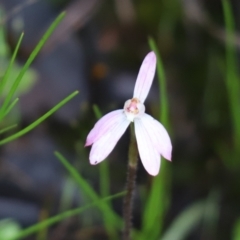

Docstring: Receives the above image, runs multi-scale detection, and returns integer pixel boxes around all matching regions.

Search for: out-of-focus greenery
[0,219,21,240]
[1,0,240,239]
[0,18,37,99]
[0,12,79,145]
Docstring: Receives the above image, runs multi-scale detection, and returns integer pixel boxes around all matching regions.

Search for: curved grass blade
[8,191,125,240]
[148,37,169,127]
[0,33,24,97]
[54,151,122,229]
[222,0,240,150]
[161,201,205,240]
[140,38,171,240]
[92,104,114,237]
[0,91,78,145]
[0,12,66,121]
[0,124,17,135]
[93,104,110,199]
[2,98,19,119]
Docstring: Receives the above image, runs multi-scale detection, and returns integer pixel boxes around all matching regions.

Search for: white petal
[85,109,124,146]
[140,114,172,160]
[134,118,160,176]
[90,118,130,165]
[133,51,157,103]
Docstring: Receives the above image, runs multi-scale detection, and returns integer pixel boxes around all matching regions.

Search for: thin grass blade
[0,124,17,135]
[232,218,240,240]
[0,33,24,97]
[140,38,171,239]
[54,151,122,229]
[92,104,114,237]
[8,192,125,240]
[148,37,169,127]
[2,98,19,119]
[0,91,78,145]
[0,12,66,121]
[161,201,205,240]
[222,0,240,150]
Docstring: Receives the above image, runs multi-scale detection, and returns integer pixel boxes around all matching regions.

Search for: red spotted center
[126,98,139,114]
[123,97,145,122]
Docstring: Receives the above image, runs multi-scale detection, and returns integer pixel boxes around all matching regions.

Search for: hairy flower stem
[122,124,138,240]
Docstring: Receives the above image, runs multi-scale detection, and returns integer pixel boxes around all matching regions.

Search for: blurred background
[0,0,240,239]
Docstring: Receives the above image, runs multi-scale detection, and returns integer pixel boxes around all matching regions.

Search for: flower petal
[140,113,172,160]
[134,118,160,176]
[89,117,130,165]
[133,51,157,103]
[85,109,124,146]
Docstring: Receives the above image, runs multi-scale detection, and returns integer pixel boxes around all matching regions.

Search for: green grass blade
[161,201,205,240]
[92,104,110,198]
[222,0,240,150]
[140,38,171,239]
[0,12,66,121]
[92,104,114,237]
[9,192,125,240]
[59,177,76,212]
[0,124,17,134]
[232,218,240,240]
[54,151,123,229]
[148,37,169,127]
[0,91,78,145]
[93,104,102,119]
[2,98,19,119]
[0,33,24,97]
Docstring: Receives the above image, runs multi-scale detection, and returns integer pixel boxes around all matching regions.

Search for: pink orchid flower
[85,51,172,176]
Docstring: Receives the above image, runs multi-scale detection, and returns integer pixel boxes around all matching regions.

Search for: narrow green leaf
[222,0,240,150]
[0,12,66,121]
[54,151,123,229]
[92,105,110,198]
[232,218,240,240]
[9,192,125,240]
[2,98,19,119]
[161,201,205,240]
[148,37,169,127]
[0,124,17,135]
[0,91,78,145]
[92,104,114,237]
[93,104,102,119]
[140,38,171,239]
[0,33,24,97]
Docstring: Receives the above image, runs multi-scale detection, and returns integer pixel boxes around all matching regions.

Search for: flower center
[123,98,145,122]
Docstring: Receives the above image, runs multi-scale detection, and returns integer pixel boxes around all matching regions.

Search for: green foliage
[0,219,21,240]
[218,0,240,171]
[0,12,66,122]
[222,0,240,150]
[138,38,171,240]
[162,201,204,240]
[0,29,37,99]
[0,12,80,144]
[93,104,115,237]
[8,192,124,240]
[232,218,240,240]
[0,91,78,145]
[54,151,123,230]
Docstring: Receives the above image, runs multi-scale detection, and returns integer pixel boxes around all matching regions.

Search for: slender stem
[122,124,138,240]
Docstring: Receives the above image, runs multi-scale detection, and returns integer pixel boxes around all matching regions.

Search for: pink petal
[140,114,172,161]
[133,51,157,103]
[134,118,160,176]
[85,109,125,146]
[89,118,130,165]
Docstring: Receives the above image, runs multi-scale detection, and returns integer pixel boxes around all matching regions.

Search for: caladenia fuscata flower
[85,51,172,176]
